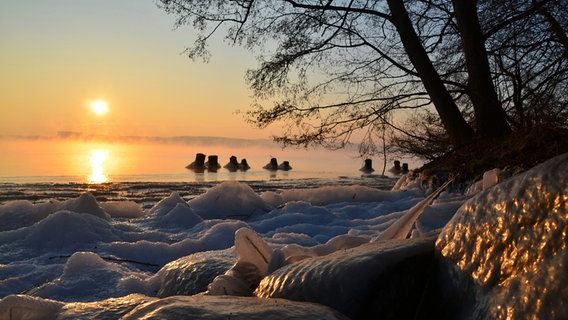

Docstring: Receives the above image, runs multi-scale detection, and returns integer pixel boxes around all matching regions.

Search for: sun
[90,99,109,116]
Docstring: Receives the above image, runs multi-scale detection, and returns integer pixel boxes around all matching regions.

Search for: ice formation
[0,153,566,319]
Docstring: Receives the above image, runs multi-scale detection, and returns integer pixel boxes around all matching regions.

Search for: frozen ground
[0,154,566,319]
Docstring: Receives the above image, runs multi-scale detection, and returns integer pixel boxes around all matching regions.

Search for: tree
[482,0,568,129]
[159,0,565,157]
[451,0,511,137]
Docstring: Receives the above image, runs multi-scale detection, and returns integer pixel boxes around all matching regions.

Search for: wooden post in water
[263,158,279,171]
[206,155,221,172]
[186,153,206,172]
[224,156,239,172]
[239,159,250,171]
[278,161,292,171]
[360,159,375,174]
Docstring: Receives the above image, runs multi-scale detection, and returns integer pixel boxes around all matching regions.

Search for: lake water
[0,136,421,184]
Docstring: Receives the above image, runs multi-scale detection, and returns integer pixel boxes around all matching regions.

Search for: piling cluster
[186,153,251,173]
[186,154,292,173]
[360,159,410,175]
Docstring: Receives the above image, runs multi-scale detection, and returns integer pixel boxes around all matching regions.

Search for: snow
[0,179,446,304]
[1,155,565,318]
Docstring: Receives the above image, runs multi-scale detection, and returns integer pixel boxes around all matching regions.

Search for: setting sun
[90,99,109,116]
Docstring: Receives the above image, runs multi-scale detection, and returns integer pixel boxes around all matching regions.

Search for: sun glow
[89,150,109,183]
[90,99,109,116]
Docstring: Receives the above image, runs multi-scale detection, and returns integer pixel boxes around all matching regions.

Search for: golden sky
[0,0,267,139]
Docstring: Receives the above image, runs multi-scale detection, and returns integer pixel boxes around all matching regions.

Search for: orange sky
[0,0,270,139]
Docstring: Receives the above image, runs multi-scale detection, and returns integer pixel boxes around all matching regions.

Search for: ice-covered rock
[256,236,437,319]
[47,294,349,319]
[156,250,234,297]
[434,152,568,319]
[0,294,63,320]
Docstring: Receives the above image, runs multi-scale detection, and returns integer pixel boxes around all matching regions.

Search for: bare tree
[158,0,565,158]
[159,0,476,148]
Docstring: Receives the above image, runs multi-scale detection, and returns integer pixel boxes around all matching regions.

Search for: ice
[435,152,568,319]
[206,228,272,296]
[482,167,500,190]
[373,178,453,241]
[52,294,349,319]
[155,250,234,297]
[13,160,565,318]
[0,200,54,232]
[100,220,250,266]
[262,184,419,206]
[30,252,149,302]
[0,193,111,232]
[0,210,120,256]
[147,192,187,216]
[189,181,273,220]
[59,192,110,220]
[0,295,63,320]
[101,201,143,218]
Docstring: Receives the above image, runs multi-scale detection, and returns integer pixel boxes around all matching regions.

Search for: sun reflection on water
[89,150,109,184]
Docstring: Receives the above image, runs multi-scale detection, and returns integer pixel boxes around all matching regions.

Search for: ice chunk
[207,228,272,296]
[147,192,187,216]
[31,252,149,301]
[373,178,453,241]
[482,168,501,190]
[101,201,143,218]
[271,185,413,206]
[256,236,437,318]
[21,210,121,250]
[161,203,203,228]
[60,193,110,220]
[155,250,233,297]
[188,181,272,220]
[234,228,273,276]
[0,294,63,320]
[0,200,54,231]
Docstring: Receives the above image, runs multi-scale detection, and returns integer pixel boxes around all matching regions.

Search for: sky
[0,0,422,180]
[0,0,267,139]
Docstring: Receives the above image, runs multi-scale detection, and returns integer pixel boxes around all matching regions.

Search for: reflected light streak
[89,150,109,183]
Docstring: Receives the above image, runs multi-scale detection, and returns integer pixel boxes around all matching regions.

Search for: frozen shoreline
[0,175,397,206]
[1,153,566,319]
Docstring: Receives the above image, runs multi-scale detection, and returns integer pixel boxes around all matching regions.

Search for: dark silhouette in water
[360,159,375,174]
[206,155,221,172]
[186,153,206,172]
[388,160,402,175]
[278,161,292,171]
[224,156,240,172]
[263,158,279,171]
[239,159,250,171]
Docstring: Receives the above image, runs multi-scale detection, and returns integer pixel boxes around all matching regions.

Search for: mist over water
[0,136,422,183]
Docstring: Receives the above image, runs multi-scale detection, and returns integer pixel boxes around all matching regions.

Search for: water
[0,137,421,185]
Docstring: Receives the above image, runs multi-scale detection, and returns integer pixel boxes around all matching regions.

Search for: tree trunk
[386,0,474,146]
[451,0,511,138]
